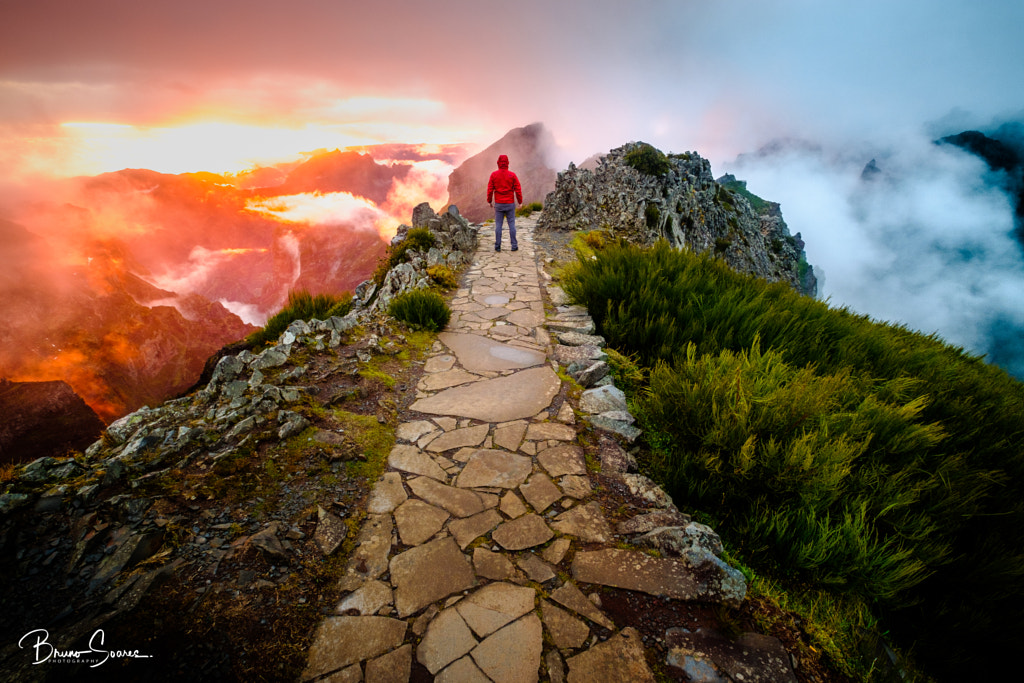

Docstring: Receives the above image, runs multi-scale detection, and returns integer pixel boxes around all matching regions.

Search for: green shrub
[625,143,671,177]
[427,264,459,290]
[516,201,543,217]
[388,288,451,332]
[404,227,437,251]
[644,203,660,228]
[246,290,352,348]
[372,227,438,288]
[721,178,770,214]
[326,292,354,319]
[562,238,1024,677]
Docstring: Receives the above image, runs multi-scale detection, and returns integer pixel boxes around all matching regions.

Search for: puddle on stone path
[489,345,540,363]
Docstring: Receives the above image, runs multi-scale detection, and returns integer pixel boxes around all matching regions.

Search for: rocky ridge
[538,142,817,296]
[0,204,478,680]
[2,205,833,681]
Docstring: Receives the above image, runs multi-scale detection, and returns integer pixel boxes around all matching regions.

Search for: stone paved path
[299,217,767,682]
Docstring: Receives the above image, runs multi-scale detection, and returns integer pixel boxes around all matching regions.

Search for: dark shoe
[511,247,518,251]
[495,247,501,251]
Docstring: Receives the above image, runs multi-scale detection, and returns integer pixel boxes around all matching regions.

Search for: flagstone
[365,643,411,683]
[302,616,407,680]
[526,422,577,442]
[549,582,615,631]
[425,424,490,453]
[456,582,537,637]
[542,537,572,566]
[388,444,447,480]
[555,402,576,424]
[340,514,393,585]
[565,627,654,683]
[477,491,500,510]
[407,476,486,518]
[457,449,533,489]
[551,503,613,543]
[396,420,438,442]
[546,651,566,683]
[471,614,543,683]
[517,554,557,583]
[507,309,544,327]
[424,353,458,373]
[499,491,528,518]
[519,473,562,513]
[390,537,476,617]
[411,366,561,423]
[320,664,361,683]
[438,332,545,372]
[492,513,554,550]
[617,509,692,535]
[537,444,587,477]
[366,472,407,514]
[571,548,707,601]
[449,509,503,549]
[417,606,479,674]
[540,599,590,649]
[477,307,511,320]
[452,446,477,462]
[473,547,520,581]
[558,475,592,499]
[433,416,458,431]
[420,368,482,391]
[394,499,450,546]
[335,579,393,617]
[436,656,491,683]
[493,421,528,451]
[489,325,523,338]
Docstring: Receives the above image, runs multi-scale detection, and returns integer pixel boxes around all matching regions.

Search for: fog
[724,127,1024,375]
[2,0,1023,380]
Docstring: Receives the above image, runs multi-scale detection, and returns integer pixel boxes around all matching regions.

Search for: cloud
[727,131,1024,376]
[147,245,269,294]
[3,0,1024,381]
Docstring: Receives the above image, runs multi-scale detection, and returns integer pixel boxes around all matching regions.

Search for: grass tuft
[246,290,352,348]
[387,288,451,332]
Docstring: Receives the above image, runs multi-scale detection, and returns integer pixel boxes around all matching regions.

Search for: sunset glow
[55,117,470,177]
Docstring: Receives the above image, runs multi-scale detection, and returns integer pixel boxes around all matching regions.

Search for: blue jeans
[494,203,517,250]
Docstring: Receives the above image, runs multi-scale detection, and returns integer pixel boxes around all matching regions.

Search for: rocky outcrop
[352,203,477,315]
[538,143,817,296]
[0,379,105,465]
[446,123,558,222]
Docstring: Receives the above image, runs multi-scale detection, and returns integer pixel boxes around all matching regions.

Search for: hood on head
[497,154,509,169]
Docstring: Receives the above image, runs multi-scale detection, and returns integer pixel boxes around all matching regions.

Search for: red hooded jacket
[487,154,523,205]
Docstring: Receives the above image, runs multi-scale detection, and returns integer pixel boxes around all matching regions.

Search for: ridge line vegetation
[562,237,1024,680]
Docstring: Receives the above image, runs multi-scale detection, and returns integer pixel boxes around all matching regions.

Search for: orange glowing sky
[2,0,1021,187]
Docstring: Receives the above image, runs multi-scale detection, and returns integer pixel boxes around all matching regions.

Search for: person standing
[486,154,523,251]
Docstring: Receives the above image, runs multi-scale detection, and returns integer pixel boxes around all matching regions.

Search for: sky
[2,0,1024,370]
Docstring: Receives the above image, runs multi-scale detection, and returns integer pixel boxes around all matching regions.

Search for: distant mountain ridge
[0,147,430,450]
[939,127,1024,241]
[446,122,558,222]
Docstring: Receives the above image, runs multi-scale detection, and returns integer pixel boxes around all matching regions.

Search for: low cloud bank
[727,128,1024,378]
